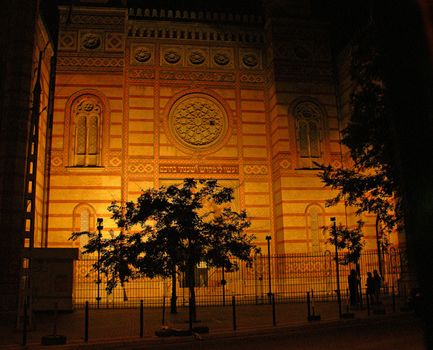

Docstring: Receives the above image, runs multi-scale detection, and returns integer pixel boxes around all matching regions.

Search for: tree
[317,21,402,274]
[324,220,365,266]
[71,178,258,322]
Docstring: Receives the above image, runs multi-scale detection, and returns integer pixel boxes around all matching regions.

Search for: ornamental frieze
[164,50,181,64]
[189,50,206,65]
[274,63,332,82]
[57,56,124,71]
[59,31,77,51]
[213,53,230,66]
[128,162,154,174]
[160,46,183,66]
[130,44,155,65]
[240,48,262,70]
[159,71,235,82]
[270,154,294,173]
[240,73,265,84]
[80,32,103,50]
[242,53,258,68]
[243,164,268,175]
[108,156,122,167]
[50,151,64,168]
[134,48,151,62]
[210,48,234,69]
[159,164,239,174]
[105,33,124,52]
[60,13,124,27]
[128,69,155,79]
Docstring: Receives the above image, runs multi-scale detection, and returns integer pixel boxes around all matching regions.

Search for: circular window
[168,93,228,151]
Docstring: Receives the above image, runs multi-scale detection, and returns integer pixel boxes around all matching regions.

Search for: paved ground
[0,298,425,349]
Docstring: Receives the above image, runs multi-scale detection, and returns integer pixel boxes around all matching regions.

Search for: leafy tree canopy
[317,22,402,240]
[71,178,258,295]
[324,220,365,265]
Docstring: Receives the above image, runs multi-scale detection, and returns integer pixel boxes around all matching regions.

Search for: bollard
[189,297,193,332]
[271,293,276,326]
[84,301,89,342]
[311,289,316,316]
[308,290,321,321]
[53,302,58,335]
[346,289,350,313]
[162,296,166,325]
[392,286,396,313]
[232,295,237,331]
[222,267,226,306]
[336,289,342,319]
[140,300,144,338]
[22,300,27,346]
[366,292,370,316]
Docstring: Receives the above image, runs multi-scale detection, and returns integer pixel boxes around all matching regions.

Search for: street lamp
[331,217,342,318]
[96,218,103,309]
[265,235,272,303]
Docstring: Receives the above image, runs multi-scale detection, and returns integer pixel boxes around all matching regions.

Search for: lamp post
[221,265,226,306]
[96,218,103,309]
[331,217,342,318]
[265,235,272,303]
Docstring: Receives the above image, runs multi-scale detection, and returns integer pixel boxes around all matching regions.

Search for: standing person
[348,269,359,306]
[366,271,376,305]
[373,270,382,304]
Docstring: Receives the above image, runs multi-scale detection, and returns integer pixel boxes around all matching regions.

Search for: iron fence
[73,248,402,309]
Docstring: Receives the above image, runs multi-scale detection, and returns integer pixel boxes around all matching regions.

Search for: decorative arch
[305,203,325,252]
[64,90,110,167]
[290,97,328,169]
[72,203,97,248]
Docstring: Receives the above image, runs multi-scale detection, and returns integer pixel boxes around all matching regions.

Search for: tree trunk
[170,266,177,314]
[356,261,363,306]
[187,261,196,323]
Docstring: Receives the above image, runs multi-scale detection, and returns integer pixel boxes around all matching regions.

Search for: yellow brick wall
[46,7,398,254]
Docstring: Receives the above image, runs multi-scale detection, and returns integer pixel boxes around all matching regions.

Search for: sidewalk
[0,297,415,349]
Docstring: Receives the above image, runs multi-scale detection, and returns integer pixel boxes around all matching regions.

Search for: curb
[1,312,416,350]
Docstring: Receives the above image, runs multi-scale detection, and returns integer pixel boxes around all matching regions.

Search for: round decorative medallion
[134,48,151,62]
[189,50,206,64]
[82,33,101,50]
[164,50,181,64]
[214,53,230,66]
[168,94,228,150]
[242,53,258,67]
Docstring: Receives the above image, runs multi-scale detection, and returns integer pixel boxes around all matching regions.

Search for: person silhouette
[373,270,382,303]
[366,271,376,304]
[348,269,359,306]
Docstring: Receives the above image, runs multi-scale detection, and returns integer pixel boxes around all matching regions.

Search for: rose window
[168,94,228,150]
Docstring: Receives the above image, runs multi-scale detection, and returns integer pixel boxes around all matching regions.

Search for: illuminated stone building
[2,0,407,315]
[46,0,398,254]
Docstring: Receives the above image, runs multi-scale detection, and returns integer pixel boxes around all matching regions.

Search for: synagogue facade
[42,0,398,254]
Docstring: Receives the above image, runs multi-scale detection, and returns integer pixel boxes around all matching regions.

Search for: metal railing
[73,248,402,309]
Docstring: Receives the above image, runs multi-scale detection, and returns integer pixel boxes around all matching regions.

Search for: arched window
[71,95,102,166]
[80,209,90,232]
[306,204,324,252]
[73,204,96,248]
[294,101,324,168]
